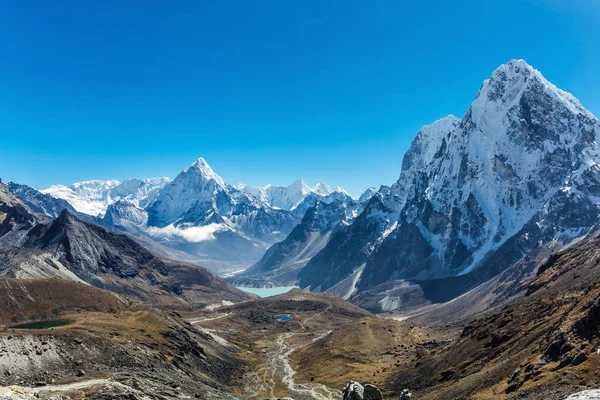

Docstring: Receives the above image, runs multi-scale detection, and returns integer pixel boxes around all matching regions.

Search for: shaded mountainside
[298,186,403,296]
[0,183,253,309]
[230,198,362,287]
[7,182,76,218]
[390,232,600,399]
[300,59,600,312]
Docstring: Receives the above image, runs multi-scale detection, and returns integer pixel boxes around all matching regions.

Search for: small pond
[10,319,73,329]
[275,314,292,321]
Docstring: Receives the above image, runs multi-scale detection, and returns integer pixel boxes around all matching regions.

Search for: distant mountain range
[12,158,349,274]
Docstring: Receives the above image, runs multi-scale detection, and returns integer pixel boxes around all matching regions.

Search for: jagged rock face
[298,116,460,293]
[147,158,229,227]
[358,187,378,203]
[231,198,361,287]
[298,60,600,308]
[298,186,403,293]
[24,210,182,295]
[290,191,353,218]
[0,184,46,243]
[103,200,148,228]
[359,60,600,290]
[0,190,181,300]
[7,182,75,218]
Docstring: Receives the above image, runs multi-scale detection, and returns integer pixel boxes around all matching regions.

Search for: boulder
[364,383,383,399]
[342,381,364,400]
[400,388,412,399]
[342,381,385,400]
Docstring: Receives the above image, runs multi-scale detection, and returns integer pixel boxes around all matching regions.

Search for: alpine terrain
[2,59,600,400]
[298,59,600,313]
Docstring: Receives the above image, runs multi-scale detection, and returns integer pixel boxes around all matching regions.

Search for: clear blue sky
[1,0,598,197]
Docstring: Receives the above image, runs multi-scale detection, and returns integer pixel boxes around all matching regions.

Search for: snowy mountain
[43,177,170,217]
[145,158,299,245]
[299,59,600,309]
[37,157,349,272]
[358,187,378,203]
[230,196,363,287]
[7,182,76,218]
[236,178,349,211]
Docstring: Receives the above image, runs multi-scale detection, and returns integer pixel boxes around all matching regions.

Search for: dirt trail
[186,312,230,324]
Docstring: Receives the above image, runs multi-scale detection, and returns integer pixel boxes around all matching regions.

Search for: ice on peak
[70,180,121,189]
[314,182,350,197]
[289,177,311,193]
[402,114,460,173]
[359,187,378,203]
[419,114,460,137]
[472,59,591,126]
[186,157,226,186]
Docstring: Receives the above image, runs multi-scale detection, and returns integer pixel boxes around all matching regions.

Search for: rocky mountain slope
[230,197,363,287]
[0,279,244,399]
[7,182,76,218]
[390,231,600,399]
[0,183,252,308]
[35,158,349,273]
[300,59,600,311]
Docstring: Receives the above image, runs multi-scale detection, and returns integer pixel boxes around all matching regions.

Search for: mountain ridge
[299,59,600,311]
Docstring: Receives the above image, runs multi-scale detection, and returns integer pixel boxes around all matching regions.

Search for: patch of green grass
[10,319,73,329]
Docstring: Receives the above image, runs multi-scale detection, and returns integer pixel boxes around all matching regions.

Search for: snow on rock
[358,187,378,203]
[360,58,600,290]
[564,390,600,400]
[300,59,600,309]
[237,178,349,211]
[42,177,170,217]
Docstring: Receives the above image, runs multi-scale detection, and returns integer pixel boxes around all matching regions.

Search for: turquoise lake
[236,286,298,298]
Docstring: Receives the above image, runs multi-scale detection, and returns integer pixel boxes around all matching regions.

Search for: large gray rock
[364,383,383,399]
[342,381,384,400]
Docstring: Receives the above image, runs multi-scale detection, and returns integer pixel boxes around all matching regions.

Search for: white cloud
[147,223,226,243]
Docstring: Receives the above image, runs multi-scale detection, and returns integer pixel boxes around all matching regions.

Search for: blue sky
[1,0,598,197]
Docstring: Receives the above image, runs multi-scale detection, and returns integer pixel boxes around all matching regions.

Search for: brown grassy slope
[0,278,126,324]
[166,259,256,307]
[292,316,438,390]
[0,278,244,395]
[390,233,600,400]
[205,288,372,333]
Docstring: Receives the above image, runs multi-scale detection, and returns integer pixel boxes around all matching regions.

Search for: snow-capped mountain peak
[289,177,312,194]
[235,178,349,211]
[187,157,226,186]
[299,59,600,309]
[470,59,592,133]
[401,114,461,175]
[313,181,348,197]
[358,187,378,203]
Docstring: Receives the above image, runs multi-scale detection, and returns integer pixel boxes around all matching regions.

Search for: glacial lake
[236,286,298,298]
